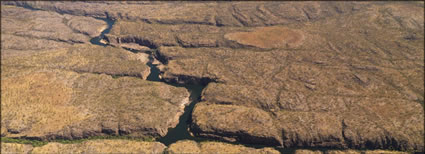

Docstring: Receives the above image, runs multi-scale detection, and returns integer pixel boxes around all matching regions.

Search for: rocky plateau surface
[1,5,189,141]
[1,140,407,154]
[1,1,424,153]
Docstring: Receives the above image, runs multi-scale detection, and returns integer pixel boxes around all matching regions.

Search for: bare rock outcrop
[167,140,280,154]
[2,44,151,78]
[1,143,33,154]
[1,67,189,140]
[224,26,305,49]
[31,140,166,154]
[1,5,190,141]
[1,6,106,48]
[1,140,166,154]
[2,141,410,154]
[191,104,282,145]
[1,1,424,153]
[3,1,370,27]
[294,149,408,154]
[150,2,423,152]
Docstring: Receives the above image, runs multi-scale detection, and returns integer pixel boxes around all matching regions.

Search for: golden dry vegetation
[31,140,166,154]
[1,1,424,153]
[167,140,280,154]
[1,6,190,141]
[224,26,305,49]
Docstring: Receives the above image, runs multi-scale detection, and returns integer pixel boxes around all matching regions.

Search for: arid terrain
[1,1,424,153]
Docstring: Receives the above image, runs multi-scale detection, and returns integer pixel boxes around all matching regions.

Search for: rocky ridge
[2,140,409,154]
[1,5,190,141]
[1,1,424,153]
[103,1,424,152]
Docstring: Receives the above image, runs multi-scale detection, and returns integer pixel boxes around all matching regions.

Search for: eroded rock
[1,5,190,140]
[1,1,424,153]
[31,140,166,154]
[1,67,189,139]
[0,140,161,154]
[224,26,305,49]
[167,140,280,154]
[192,104,282,145]
[294,149,409,154]
[3,1,370,27]
[149,2,423,152]
[1,143,33,154]
[167,140,201,154]
[1,6,106,47]
[2,44,151,78]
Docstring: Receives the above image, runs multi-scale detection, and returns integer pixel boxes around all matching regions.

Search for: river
[89,17,211,146]
[81,16,319,154]
[89,18,115,46]
[7,5,374,153]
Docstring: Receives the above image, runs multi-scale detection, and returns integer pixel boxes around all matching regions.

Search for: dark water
[81,14,209,144]
[11,5,367,154]
[18,4,114,47]
[157,83,208,145]
[90,18,115,46]
[119,47,210,146]
[146,56,162,82]
[139,51,209,145]
[85,17,290,152]
[85,16,210,145]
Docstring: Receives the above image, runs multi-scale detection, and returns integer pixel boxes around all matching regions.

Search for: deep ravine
[6,6,334,152]
[83,17,301,153]
[118,48,211,146]
[89,17,115,46]
[88,17,210,146]
[156,84,208,145]
[4,4,419,154]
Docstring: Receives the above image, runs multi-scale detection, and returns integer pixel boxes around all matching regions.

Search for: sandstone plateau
[1,140,407,154]
[1,1,424,153]
[1,5,189,141]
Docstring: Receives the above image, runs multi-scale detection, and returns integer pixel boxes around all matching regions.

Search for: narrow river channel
[89,18,115,46]
[89,17,209,146]
[87,17,303,153]
[8,5,366,154]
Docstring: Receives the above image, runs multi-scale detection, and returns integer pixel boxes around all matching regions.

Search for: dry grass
[296,149,410,154]
[192,103,281,143]
[154,2,424,151]
[224,26,305,49]
[3,44,150,78]
[1,70,88,138]
[1,143,33,154]
[1,65,190,139]
[2,1,424,152]
[199,141,280,154]
[1,43,189,140]
[31,140,166,154]
[167,140,280,154]
[167,140,201,154]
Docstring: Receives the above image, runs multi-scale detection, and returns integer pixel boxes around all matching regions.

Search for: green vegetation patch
[1,137,48,147]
